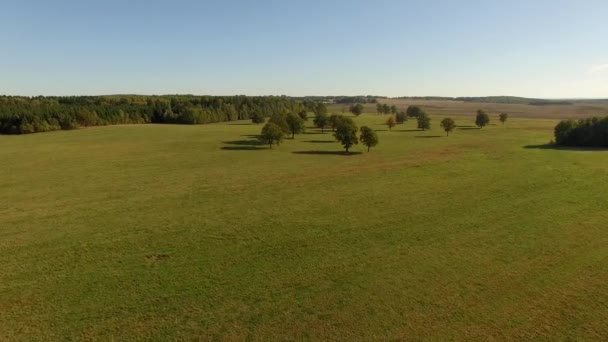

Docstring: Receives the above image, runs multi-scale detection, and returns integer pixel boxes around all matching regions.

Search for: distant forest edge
[2,95,607,135]
[0,96,307,135]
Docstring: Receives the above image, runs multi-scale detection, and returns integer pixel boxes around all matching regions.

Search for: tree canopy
[350,103,364,116]
[334,116,359,152]
[440,118,456,136]
[359,126,378,152]
[285,112,306,138]
[417,112,431,130]
[259,123,284,148]
[475,110,490,128]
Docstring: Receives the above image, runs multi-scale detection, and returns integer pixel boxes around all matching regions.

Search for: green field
[2,112,608,340]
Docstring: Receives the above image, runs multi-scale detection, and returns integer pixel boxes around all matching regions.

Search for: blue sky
[1,0,607,98]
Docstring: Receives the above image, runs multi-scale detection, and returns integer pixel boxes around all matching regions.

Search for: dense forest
[0,95,305,134]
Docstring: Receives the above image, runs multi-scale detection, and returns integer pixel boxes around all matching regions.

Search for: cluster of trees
[259,112,380,152]
[0,95,303,135]
[554,117,608,147]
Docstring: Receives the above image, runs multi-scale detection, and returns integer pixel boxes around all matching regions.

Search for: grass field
[2,111,608,339]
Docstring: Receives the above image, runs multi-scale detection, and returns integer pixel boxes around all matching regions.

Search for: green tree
[350,103,364,116]
[360,126,379,152]
[475,110,490,128]
[313,111,329,133]
[386,116,396,131]
[329,114,341,131]
[407,106,424,118]
[286,112,306,138]
[390,105,398,114]
[269,113,289,134]
[382,104,391,114]
[499,113,508,125]
[376,103,383,115]
[259,123,284,148]
[251,112,265,124]
[395,111,407,123]
[440,118,456,136]
[417,112,431,130]
[334,117,359,152]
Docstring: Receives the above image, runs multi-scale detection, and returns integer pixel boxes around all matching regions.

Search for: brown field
[329,99,608,119]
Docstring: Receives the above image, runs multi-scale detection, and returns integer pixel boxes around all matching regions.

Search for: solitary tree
[259,123,284,148]
[440,118,456,136]
[475,110,490,128]
[286,112,306,138]
[360,126,379,152]
[417,112,431,130]
[386,116,396,131]
[396,111,407,123]
[334,117,359,153]
[376,103,384,115]
[499,113,508,125]
[313,111,329,133]
[382,104,391,114]
[350,103,364,116]
[407,106,423,118]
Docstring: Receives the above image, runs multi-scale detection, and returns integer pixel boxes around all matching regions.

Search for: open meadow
[1,108,608,339]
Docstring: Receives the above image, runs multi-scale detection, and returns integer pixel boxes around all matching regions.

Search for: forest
[0,95,305,134]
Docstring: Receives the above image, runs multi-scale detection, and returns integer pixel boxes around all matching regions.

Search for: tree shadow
[292,151,363,156]
[221,146,266,151]
[523,144,608,151]
[457,125,477,128]
[303,140,335,143]
[415,135,442,138]
[304,131,326,135]
[458,127,481,130]
[223,140,263,146]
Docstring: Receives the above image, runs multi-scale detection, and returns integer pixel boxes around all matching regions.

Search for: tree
[350,103,364,116]
[313,111,329,133]
[298,110,308,121]
[386,116,396,131]
[269,113,290,134]
[376,103,383,115]
[407,106,423,118]
[286,112,306,138]
[382,104,391,114]
[475,110,490,128]
[334,117,358,152]
[259,123,284,148]
[417,112,431,130]
[329,114,341,131]
[395,111,407,123]
[390,105,398,114]
[360,126,378,152]
[440,118,456,136]
[499,113,508,125]
[251,112,265,124]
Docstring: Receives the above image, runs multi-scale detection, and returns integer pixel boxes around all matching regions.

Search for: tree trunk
[368,146,370,152]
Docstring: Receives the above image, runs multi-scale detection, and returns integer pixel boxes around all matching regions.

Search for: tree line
[0,95,305,134]
[554,117,608,147]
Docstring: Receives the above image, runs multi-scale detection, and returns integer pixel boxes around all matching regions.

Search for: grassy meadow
[1,109,608,339]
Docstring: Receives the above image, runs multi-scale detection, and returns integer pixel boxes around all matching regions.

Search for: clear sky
[1,0,607,98]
